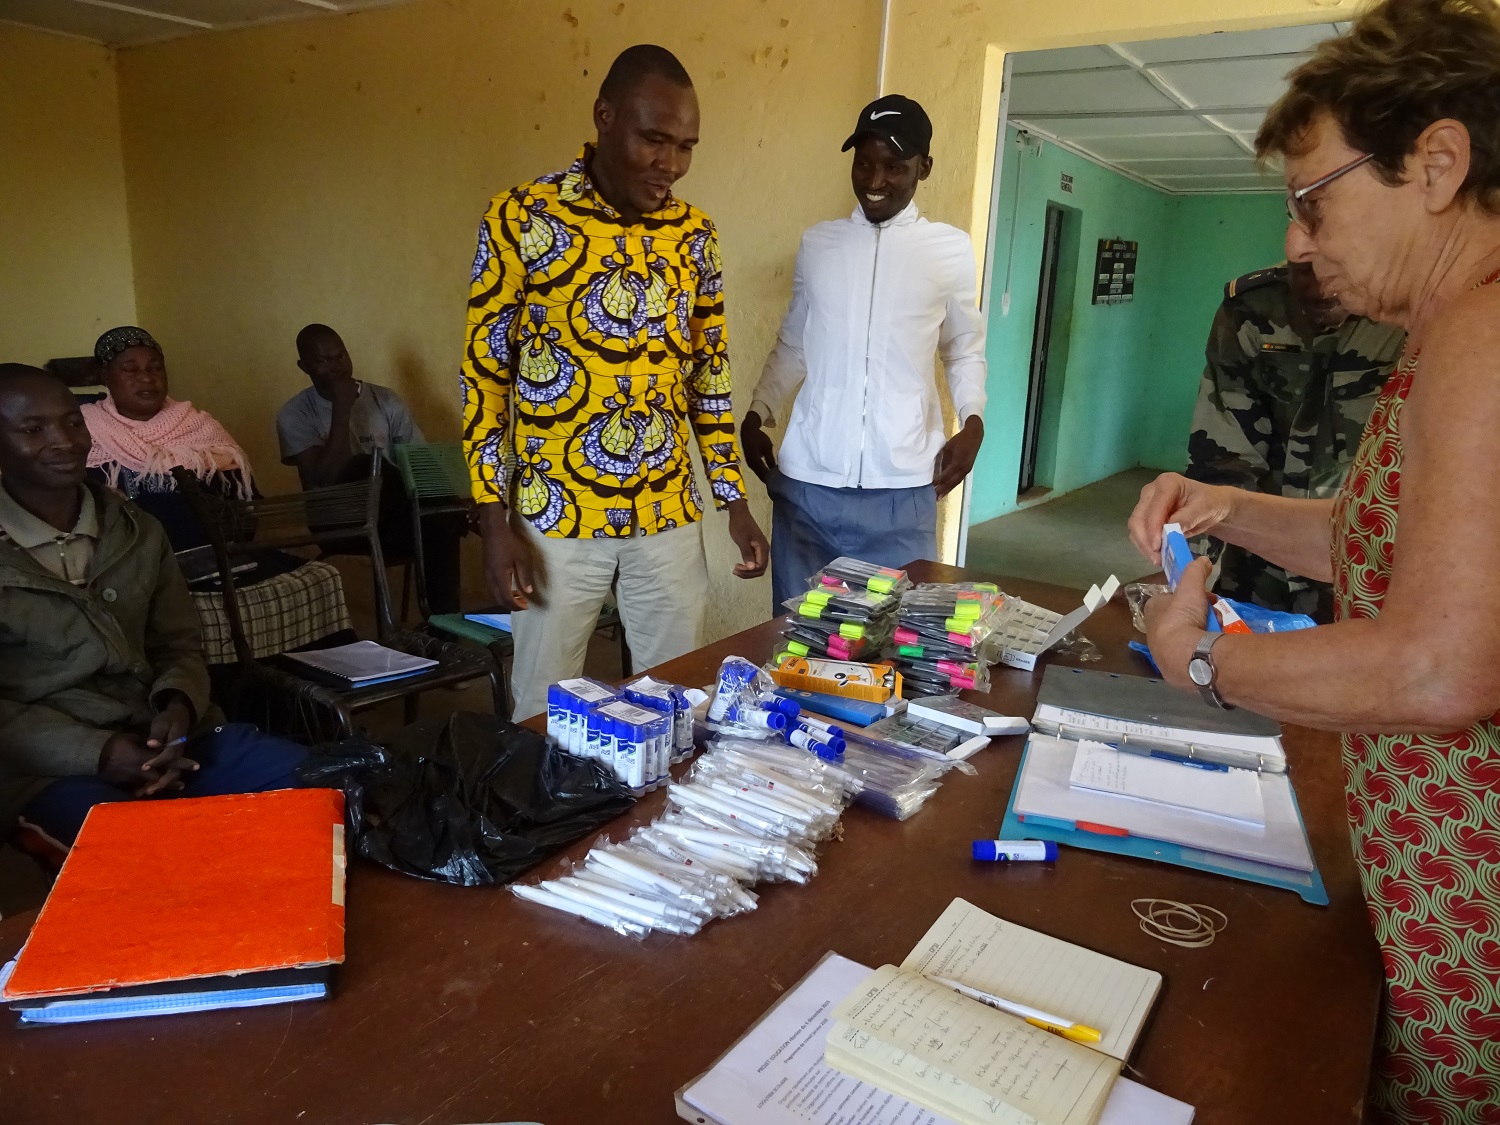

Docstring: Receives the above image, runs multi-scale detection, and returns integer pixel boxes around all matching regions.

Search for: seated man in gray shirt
[277,323,423,487]
[276,323,462,612]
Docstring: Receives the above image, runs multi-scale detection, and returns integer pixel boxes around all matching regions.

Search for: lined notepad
[1068,741,1266,826]
[829,966,1118,1125]
[823,900,1163,1125]
[900,898,1161,1063]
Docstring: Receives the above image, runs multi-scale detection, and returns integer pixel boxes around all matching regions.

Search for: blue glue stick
[972,840,1058,862]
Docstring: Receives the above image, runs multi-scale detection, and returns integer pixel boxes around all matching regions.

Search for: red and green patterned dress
[1331,288,1500,1123]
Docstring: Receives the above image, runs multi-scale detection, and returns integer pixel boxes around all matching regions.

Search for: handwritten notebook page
[900,899,1161,1063]
[1068,741,1266,826]
[829,966,1117,1125]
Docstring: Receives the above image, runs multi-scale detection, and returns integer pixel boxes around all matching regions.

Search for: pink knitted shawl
[81,396,253,498]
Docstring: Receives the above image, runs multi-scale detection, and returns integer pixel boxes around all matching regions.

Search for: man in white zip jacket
[742,94,988,609]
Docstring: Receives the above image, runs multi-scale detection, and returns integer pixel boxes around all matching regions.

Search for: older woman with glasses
[1128,1,1500,1119]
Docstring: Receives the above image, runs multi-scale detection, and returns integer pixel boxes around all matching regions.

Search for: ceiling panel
[1149,56,1303,110]
[1111,156,1262,177]
[1118,23,1337,63]
[1152,173,1284,191]
[0,0,407,46]
[1202,111,1271,134]
[1008,70,1179,116]
[131,0,320,22]
[1018,113,1217,138]
[1079,132,1246,160]
[0,0,177,41]
[1006,23,1325,194]
[1009,45,1122,74]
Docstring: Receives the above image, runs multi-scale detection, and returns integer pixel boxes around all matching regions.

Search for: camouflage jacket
[1185,265,1406,620]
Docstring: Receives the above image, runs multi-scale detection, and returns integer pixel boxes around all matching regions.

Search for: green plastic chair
[391,442,632,717]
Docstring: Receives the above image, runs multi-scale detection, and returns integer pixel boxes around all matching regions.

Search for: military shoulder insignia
[1260,342,1299,353]
[1225,266,1285,300]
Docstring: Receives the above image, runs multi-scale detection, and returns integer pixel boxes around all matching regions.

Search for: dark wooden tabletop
[0,562,1383,1125]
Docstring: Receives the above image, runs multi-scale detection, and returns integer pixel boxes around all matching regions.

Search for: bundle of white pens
[512,737,858,937]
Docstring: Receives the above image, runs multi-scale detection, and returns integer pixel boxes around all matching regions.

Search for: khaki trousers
[509,520,709,721]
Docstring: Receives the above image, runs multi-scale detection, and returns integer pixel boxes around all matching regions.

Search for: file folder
[1000,739,1329,905]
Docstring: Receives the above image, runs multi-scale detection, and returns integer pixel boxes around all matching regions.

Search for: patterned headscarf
[94,326,161,368]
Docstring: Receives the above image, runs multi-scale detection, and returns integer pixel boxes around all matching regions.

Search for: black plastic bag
[297,711,635,886]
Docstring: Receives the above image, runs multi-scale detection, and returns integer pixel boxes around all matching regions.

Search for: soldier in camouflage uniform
[1185,262,1406,622]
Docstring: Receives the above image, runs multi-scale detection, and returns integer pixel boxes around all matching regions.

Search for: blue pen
[1146,748,1229,772]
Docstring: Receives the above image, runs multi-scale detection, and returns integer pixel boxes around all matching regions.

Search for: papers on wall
[676,951,1193,1125]
[1068,740,1266,826]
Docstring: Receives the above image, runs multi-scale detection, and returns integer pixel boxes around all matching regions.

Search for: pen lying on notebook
[929,976,1102,1044]
[1031,718,1237,773]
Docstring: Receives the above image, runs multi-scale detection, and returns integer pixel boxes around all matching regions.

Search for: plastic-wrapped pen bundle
[887,582,1005,696]
[512,736,856,937]
[814,556,912,598]
[772,557,906,662]
[774,613,892,663]
[835,739,952,820]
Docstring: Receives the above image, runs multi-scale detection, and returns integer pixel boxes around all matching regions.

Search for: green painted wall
[968,128,1288,525]
[1137,192,1292,470]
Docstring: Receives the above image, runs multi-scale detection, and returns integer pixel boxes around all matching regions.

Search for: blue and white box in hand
[1160,522,1220,633]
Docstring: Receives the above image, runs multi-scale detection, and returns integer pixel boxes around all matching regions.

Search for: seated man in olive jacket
[0,364,306,847]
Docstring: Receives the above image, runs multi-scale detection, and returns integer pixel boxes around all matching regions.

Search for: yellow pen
[930,976,1103,1045]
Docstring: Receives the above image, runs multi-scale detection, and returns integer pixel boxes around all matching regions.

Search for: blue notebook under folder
[1001,667,1329,905]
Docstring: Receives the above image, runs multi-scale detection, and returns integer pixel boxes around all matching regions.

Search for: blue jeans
[768,469,938,611]
[22,722,308,845]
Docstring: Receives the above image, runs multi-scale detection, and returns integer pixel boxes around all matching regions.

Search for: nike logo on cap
[870,109,901,118]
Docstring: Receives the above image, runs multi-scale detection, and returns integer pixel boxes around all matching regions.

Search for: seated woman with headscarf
[82,326,353,666]
[84,326,253,551]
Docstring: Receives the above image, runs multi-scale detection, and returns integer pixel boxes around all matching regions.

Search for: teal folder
[999,739,1330,906]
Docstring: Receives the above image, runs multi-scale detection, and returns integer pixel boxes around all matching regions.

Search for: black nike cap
[841,94,932,157]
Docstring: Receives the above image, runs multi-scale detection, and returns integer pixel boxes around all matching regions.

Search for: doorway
[1018,202,1078,498]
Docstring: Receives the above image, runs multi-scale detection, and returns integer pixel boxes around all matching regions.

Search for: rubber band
[1131,898,1228,948]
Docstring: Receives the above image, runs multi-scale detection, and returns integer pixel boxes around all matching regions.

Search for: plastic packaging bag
[834,741,947,820]
[512,731,856,937]
[296,711,635,886]
[808,556,912,596]
[1124,582,1169,633]
[1124,581,1316,635]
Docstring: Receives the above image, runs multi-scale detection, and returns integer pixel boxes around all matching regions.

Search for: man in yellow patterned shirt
[461,44,768,720]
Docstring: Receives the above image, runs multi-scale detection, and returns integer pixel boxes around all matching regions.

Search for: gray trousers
[767,468,937,610]
[509,520,709,721]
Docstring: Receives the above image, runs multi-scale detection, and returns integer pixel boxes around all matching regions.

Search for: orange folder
[4,788,346,1001]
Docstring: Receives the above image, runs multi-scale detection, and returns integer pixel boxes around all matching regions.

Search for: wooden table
[0,564,1383,1125]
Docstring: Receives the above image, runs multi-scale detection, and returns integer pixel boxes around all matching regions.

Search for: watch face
[1188,657,1213,687]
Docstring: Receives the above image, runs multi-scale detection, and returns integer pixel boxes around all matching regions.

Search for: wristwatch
[1187,633,1234,710]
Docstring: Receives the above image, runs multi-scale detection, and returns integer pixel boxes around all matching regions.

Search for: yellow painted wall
[0,24,136,366]
[116,0,881,638]
[94,0,1363,639]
